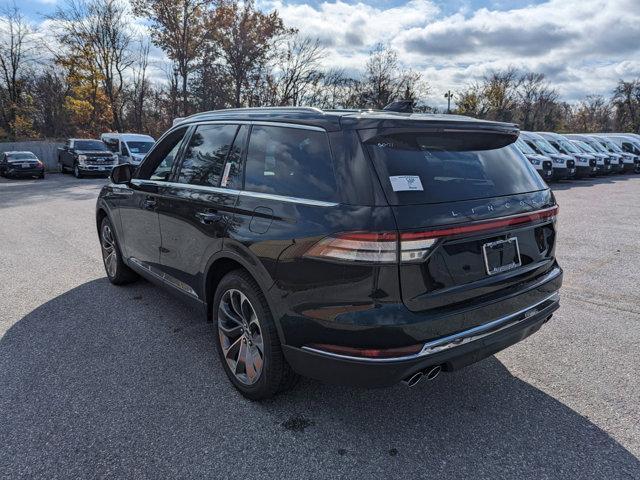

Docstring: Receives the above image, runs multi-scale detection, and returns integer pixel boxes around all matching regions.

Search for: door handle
[195,211,223,224]
[142,197,157,210]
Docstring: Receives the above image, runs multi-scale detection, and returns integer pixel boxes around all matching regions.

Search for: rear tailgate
[392,191,557,312]
[361,126,558,316]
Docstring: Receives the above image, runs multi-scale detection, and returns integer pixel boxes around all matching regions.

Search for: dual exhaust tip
[402,365,442,387]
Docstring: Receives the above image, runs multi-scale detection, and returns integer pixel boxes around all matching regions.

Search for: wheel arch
[202,251,286,344]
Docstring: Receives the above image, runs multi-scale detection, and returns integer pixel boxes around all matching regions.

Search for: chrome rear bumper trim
[301,292,560,364]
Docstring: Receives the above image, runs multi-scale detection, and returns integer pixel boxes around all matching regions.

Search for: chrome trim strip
[130,179,338,207]
[129,257,199,298]
[301,292,560,363]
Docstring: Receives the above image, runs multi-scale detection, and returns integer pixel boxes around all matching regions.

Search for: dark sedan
[0,151,45,179]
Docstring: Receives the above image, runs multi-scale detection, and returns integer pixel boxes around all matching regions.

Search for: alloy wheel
[217,289,264,385]
[101,224,117,278]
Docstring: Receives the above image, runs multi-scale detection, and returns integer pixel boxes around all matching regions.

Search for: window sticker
[389,175,423,192]
[220,162,232,187]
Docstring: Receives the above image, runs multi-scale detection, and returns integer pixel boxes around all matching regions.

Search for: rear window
[244,126,338,202]
[365,132,546,205]
[7,153,36,160]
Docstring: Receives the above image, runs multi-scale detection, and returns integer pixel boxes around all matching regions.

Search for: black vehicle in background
[96,108,562,399]
[0,151,45,179]
[58,138,118,178]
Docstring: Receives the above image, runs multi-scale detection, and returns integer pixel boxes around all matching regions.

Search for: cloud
[263,0,640,108]
[19,0,640,109]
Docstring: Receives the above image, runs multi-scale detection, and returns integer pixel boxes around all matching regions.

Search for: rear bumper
[284,292,559,387]
[5,168,44,177]
[282,266,562,387]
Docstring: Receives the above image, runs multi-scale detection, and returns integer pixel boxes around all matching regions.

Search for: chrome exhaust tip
[402,371,424,387]
[425,365,442,381]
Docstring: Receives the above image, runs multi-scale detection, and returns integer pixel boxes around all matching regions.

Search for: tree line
[454,68,640,133]
[1,0,639,141]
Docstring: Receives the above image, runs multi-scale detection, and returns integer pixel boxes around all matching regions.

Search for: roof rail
[184,106,325,119]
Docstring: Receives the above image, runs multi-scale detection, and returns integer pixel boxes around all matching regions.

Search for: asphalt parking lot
[1,173,639,479]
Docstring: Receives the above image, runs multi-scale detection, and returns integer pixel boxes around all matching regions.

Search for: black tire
[213,270,298,400]
[73,163,83,178]
[38,174,45,179]
[100,217,138,285]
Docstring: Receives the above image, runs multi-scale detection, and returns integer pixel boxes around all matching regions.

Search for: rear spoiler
[359,121,520,151]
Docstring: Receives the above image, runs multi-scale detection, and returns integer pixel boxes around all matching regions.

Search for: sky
[13,0,640,109]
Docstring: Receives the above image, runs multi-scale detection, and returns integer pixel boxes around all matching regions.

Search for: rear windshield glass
[75,140,108,151]
[7,153,36,160]
[365,132,546,205]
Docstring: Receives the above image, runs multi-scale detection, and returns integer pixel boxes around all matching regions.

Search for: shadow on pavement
[1,279,638,479]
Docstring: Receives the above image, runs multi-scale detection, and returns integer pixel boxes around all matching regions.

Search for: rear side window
[178,124,238,187]
[244,126,338,202]
[365,132,546,205]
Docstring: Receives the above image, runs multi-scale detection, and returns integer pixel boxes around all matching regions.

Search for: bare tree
[0,4,37,138]
[130,39,150,132]
[51,0,134,131]
[209,0,290,107]
[517,72,561,130]
[276,36,324,106]
[567,95,613,132]
[612,79,640,133]
[357,44,427,109]
[132,0,211,117]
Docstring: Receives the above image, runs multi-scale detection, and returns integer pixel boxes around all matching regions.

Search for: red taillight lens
[307,343,423,358]
[304,206,558,264]
[304,231,398,263]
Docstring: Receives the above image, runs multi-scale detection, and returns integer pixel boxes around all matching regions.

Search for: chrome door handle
[195,211,222,224]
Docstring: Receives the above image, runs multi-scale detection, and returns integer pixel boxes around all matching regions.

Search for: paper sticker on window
[389,175,423,192]
[221,162,232,187]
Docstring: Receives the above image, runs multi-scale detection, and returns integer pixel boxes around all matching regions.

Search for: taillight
[304,232,397,263]
[305,206,558,264]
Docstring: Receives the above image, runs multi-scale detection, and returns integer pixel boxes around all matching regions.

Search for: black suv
[96,107,562,399]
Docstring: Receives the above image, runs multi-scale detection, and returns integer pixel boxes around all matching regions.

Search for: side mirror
[110,163,133,184]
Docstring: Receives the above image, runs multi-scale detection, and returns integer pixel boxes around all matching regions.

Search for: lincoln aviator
[96,108,562,399]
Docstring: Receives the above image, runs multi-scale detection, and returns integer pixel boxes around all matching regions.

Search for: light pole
[444,90,453,114]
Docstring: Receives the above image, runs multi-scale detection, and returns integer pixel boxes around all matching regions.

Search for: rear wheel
[100,217,138,285]
[213,270,297,400]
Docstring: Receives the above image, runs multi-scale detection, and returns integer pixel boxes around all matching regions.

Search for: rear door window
[244,125,338,202]
[364,132,546,205]
[177,124,239,187]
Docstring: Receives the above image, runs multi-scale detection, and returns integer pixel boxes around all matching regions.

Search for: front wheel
[213,270,297,400]
[100,217,138,285]
[73,164,83,178]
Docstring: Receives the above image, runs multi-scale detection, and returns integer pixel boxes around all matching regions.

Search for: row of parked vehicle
[515,132,640,181]
[57,133,156,178]
[0,133,156,180]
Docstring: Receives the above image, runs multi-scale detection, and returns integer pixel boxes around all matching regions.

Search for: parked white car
[101,133,156,166]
